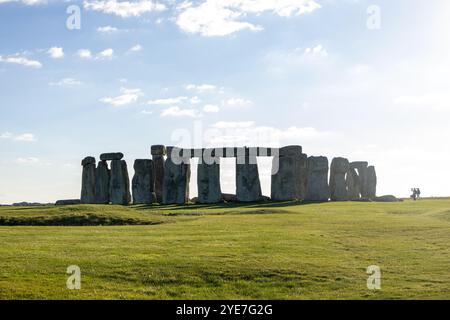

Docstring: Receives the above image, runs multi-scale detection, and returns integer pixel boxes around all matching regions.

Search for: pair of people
[411,188,421,201]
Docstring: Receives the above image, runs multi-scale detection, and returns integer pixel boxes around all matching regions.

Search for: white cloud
[224,97,252,108]
[100,87,143,107]
[203,104,220,113]
[303,44,328,58]
[185,83,217,92]
[147,96,188,105]
[1,132,36,142]
[212,121,255,129]
[49,78,83,86]
[97,48,114,59]
[16,157,39,164]
[0,0,46,5]
[77,49,92,59]
[206,122,329,147]
[78,48,114,60]
[190,96,202,104]
[0,55,42,68]
[97,25,119,33]
[14,133,36,142]
[160,106,201,118]
[84,0,166,18]
[129,44,142,52]
[0,132,13,139]
[393,92,450,110]
[176,0,320,37]
[47,46,64,59]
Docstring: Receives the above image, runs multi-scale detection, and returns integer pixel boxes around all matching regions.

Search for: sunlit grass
[0,199,449,299]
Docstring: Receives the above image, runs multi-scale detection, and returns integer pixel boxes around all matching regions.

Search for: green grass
[0,199,449,299]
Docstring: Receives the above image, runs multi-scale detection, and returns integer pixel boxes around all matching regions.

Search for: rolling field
[0,199,449,299]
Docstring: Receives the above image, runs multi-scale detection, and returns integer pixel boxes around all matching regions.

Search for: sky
[1,0,450,204]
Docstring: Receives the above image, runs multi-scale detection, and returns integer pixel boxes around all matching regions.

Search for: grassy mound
[0,205,168,226]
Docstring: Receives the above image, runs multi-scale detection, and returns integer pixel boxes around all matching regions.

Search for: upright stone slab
[132,159,156,204]
[95,160,110,204]
[330,157,350,201]
[81,156,96,204]
[110,159,131,205]
[350,161,369,198]
[305,156,329,201]
[297,153,308,200]
[271,146,303,201]
[162,147,190,205]
[236,151,263,202]
[346,168,361,200]
[197,157,222,204]
[151,145,166,204]
[366,166,377,200]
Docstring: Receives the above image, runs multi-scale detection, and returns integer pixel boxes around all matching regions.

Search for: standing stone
[110,159,131,205]
[162,147,190,205]
[95,161,110,204]
[366,166,377,200]
[330,157,350,201]
[350,161,369,199]
[236,151,263,202]
[346,168,361,200]
[197,157,222,204]
[297,153,308,200]
[132,159,156,204]
[151,145,166,204]
[81,156,96,204]
[305,156,330,201]
[271,146,303,201]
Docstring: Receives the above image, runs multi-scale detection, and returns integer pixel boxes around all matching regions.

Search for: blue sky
[1,0,450,203]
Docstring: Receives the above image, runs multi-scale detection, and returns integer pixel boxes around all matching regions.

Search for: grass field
[0,198,449,299]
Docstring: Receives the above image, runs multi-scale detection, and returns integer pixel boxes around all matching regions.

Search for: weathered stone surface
[271,147,305,201]
[350,161,369,198]
[222,193,237,202]
[278,145,302,157]
[375,195,401,202]
[95,161,110,204]
[297,153,308,200]
[236,155,263,202]
[151,145,166,156]
[81,156,95,167]
[366,165,377,200]
[197,160,222,204]
[81,156,96,204]
[132,159,156,204]
[55,199,81,206]
[100,152,124,161]
[109,160,131,205]
[330,157,350,201]
[346,168,361,200]
[162,158,191,205]
[151,145,166,203]
[305,156,329,201]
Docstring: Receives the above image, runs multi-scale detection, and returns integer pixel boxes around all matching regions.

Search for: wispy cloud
[1,132,37,142]
[0,54,42,68]
[100,87,143,107]
[49,78,83,86]
[176,0,321,37]
[160,106,201,118]
[147,96,188,105]
[184,83,217,92]
[83,0,166,18]
[128,44,142,52]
